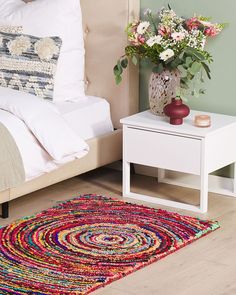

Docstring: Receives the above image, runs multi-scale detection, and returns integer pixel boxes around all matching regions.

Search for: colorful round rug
[0,194,219,294]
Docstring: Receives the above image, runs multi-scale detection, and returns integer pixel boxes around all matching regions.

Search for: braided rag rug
[0,194,219,294]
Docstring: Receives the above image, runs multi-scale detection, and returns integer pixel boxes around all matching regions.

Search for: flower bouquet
[114,7,225,116]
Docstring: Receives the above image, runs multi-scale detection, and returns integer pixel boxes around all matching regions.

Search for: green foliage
[198,16,212,22]
[146,12,158,34]
[121,58,128,69]
[113,58,128,85]
[153,63,164,73]
[185,56,193,67]
[201,62,211,79]
[114,45,213,91]
[190,62,202,75]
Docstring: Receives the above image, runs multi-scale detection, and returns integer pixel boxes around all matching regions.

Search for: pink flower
[129,33,146,46]
[171,32,185,41]
[204,26,220,37]
[138,36,146,44]
[185,17,201,30]
[158,26,171,37]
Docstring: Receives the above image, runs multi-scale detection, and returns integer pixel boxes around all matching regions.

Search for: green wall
[140,0,236,178]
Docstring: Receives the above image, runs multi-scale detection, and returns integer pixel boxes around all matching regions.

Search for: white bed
[0,0,140,218]
[0,93,114,181]
[54,96,114,140]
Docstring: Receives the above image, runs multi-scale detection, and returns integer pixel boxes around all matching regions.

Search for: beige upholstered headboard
[81,0,140,128]
[23,0,140,128]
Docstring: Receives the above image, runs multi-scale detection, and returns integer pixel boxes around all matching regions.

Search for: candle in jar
[194,115,211,128]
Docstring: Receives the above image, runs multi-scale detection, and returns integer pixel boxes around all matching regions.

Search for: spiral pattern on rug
[0,194,219,294]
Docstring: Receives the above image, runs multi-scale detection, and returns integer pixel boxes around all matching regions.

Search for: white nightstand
[120,110,236,213]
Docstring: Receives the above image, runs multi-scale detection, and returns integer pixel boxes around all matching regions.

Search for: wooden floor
[1,167,236,295]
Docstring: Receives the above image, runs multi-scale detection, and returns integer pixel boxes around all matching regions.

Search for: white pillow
[0,0,85,102]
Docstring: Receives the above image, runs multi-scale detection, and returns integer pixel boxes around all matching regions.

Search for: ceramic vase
[149,69,180,116]
[163,98,190,125]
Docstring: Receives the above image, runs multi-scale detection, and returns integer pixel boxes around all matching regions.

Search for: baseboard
[160,170,235,197]
[133,165,158,178]
[106,161,122,171]
[106,162,158,178]
[107,163,235,198]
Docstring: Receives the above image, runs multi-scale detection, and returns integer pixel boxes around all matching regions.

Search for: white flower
[201,37,207,49]
[7,36,31,56]
[146,35,162,47]
[34,37,59,60]
[137,21,150,35]
[159,49,175,61]
[187,36,198,48]
[171,31,185,41]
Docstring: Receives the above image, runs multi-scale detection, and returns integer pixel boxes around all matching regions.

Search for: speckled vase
[149,69,181,116]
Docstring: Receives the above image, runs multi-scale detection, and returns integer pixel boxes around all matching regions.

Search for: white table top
[120,110,236,138]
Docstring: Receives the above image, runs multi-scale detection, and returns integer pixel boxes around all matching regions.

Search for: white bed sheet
[54,96,114,140]
[0,109,57,181]
[0,94,113,182]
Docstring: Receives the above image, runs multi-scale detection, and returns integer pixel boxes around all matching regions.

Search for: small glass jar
[194,115,211,128]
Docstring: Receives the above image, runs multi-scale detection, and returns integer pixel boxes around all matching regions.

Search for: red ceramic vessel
[163,98,190,125]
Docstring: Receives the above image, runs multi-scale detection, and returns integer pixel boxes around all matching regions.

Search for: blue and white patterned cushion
[0,32,62,100]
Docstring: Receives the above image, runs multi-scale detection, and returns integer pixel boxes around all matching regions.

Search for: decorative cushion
[0,25,23,34]
[0,0,85,102]
[0,31,62,100]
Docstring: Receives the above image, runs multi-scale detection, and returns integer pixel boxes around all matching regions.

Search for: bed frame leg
[2,202,9,219]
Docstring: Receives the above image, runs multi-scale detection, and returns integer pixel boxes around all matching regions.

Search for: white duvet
[0,88,89,181]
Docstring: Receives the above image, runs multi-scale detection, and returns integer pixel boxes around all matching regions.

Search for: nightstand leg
[123,160,130,196]
[200,171,208,213]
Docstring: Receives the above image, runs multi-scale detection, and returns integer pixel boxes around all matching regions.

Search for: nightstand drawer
[124,127,201,175]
